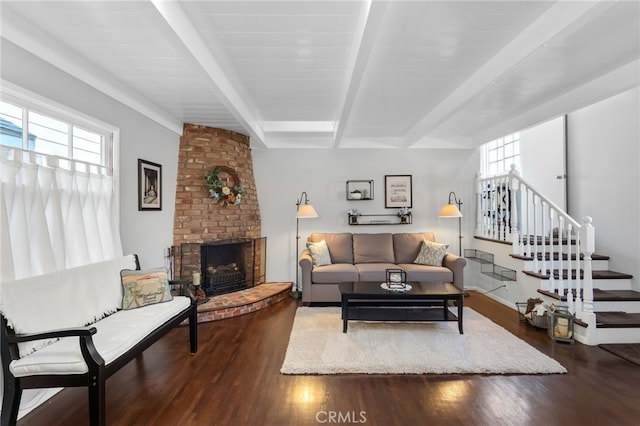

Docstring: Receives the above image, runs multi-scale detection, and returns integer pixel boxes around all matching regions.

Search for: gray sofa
[299,232,466,305]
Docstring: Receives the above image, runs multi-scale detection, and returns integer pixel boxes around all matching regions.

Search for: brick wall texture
[172,124,262,280]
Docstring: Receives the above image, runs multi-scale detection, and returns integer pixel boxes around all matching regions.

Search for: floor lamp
[439,191,463,256]
[293,191,318,299]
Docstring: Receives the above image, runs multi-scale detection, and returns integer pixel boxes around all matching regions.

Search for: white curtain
[0,147,123,281]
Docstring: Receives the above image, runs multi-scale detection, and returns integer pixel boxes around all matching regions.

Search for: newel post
[581,216,597,345]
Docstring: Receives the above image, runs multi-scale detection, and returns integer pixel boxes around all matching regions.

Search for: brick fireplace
[171,124,264,290]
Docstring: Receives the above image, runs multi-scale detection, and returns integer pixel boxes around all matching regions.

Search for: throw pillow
[306,239,332,267]
[414,240,449,266]
[120,267,173,310]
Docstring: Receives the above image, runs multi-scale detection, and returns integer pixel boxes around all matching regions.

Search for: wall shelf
[348,213,412,225]
[464,249,516,281]
[481,263,517,282]
[463,249,494,264]
[346,180,374,200]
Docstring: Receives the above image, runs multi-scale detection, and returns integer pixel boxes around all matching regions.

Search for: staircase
[514,243,640,344]
[475,167,640,345]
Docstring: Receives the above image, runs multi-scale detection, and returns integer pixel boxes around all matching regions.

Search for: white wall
[567,87,640,291]
[1,40,181,269]
[252,148,478,285]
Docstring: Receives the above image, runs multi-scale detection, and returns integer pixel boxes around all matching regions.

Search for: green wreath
[205,166,246,206]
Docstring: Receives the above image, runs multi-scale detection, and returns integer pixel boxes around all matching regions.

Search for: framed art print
[384,175,412,208]
[138,159,162,211]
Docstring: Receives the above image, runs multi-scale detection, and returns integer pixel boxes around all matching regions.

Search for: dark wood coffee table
[339,282,464,334]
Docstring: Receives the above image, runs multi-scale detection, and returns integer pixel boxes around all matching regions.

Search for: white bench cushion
[9,296,191,377]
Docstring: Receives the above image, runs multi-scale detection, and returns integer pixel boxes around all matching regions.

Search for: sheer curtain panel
[0,147,122,281]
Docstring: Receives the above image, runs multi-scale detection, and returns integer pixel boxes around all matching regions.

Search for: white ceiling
[1,1,638,150]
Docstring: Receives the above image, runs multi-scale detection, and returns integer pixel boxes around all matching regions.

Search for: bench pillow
[120,267,173,310]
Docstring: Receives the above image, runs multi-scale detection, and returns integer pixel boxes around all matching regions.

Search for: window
[1,95,112,174]
[481,132,520,177]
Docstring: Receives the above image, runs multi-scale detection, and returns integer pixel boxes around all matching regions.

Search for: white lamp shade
[439,203,462,218]
[297,204,319,218]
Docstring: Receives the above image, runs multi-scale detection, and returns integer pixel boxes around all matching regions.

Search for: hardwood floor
[18,291,640,426]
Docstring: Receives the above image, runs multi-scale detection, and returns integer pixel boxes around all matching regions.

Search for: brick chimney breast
[172,124,262,281]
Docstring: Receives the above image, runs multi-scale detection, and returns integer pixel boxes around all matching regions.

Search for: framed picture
[384,175,412,208]
[138,159,162,211]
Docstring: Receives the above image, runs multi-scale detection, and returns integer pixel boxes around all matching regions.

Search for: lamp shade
[297,204,319,218]
[439,203,462,218]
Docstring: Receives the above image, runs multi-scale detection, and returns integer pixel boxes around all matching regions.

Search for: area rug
[280,307,567,375]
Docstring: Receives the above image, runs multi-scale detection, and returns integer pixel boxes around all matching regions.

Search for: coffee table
[339,281,464,334]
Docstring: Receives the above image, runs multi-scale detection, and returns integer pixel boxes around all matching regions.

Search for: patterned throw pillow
[306,239,332,267]
[120,267,173,310]
[414,240,449,266]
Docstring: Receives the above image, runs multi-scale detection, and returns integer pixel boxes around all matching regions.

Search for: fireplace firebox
[201,239,251,295]
[170,237,266,297]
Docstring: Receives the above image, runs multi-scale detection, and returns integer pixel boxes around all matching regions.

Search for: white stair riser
[595,302,640,313]
[595,328,640,344]
[587,279,633,291]
[574,324,640,344]
[522,259,609,270]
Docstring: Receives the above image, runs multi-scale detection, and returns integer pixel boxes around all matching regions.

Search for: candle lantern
[548,305,575,344]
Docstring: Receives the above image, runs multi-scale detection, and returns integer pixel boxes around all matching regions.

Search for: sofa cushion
[355,263,399,282]
[311,263,359,283]
[309,233,353,264]
[353,234,394,263]
[398,263,453,282]
[414,240,449,266]
[393,232,436,263]
[306,239,332,266]
[120,267,173,310]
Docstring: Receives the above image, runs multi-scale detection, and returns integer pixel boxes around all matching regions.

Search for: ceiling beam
[401,0,612,148]
[150,0,266,148]
[332,0,389,148]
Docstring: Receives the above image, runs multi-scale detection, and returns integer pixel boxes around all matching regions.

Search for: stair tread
[523,269,633,280]
[574,312,640,328]
[595,312,640,328]
[538,288,640,302]
[511,253,610,261]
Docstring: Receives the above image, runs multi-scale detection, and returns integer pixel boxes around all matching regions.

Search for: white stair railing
[476,166,596,339]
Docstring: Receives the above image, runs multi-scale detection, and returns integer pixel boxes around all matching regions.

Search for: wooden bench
[0,255,198,426]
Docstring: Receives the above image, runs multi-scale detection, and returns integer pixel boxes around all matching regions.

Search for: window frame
[1,80,117,176]
[480,132,521,177]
